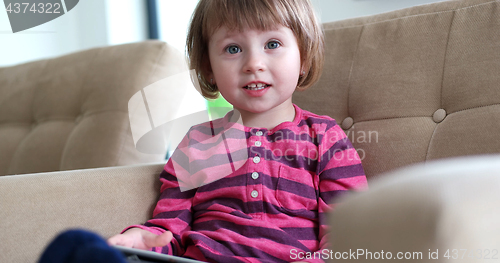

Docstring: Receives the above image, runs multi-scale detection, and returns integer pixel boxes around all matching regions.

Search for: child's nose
[243,52,266,73]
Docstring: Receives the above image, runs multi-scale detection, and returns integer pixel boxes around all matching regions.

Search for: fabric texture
[0,40,186,176]
[126,105,367,263]
[0,163,164,263]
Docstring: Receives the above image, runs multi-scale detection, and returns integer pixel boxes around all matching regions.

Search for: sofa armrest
[0,163,165,263]
[327,155,500,262]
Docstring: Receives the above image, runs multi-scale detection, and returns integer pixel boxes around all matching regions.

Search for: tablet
[113,245,206,263]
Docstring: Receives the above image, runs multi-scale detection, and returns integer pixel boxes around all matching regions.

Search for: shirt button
[254,141,262,147]
[251,172,259,179]
[251,190,259,198]
[256,131,263,136]
[253,156,261,164]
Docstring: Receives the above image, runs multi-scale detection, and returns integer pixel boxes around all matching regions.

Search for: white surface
[0,0,147,67]
[105,0,148,46]
[157,0,199,55]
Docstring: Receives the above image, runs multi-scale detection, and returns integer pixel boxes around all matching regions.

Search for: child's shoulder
[185,111,232,136]
[297,106,339,130]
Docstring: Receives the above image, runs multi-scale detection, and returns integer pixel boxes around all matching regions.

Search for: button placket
[248,129,264,218]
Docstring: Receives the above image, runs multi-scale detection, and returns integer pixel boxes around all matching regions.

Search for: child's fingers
[106,234,121,245]
[107,234,134,247]
[144,231,173,249]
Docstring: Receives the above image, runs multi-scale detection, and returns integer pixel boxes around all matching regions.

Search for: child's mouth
[243,83,270,90]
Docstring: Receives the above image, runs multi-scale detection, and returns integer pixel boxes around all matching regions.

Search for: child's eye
[266,41,280,49]
[226,45,241,54]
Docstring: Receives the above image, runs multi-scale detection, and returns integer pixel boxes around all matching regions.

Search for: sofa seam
[451,102,500,115]
[424,103,500,161]
[77,49,100,122]
[31,59,50,124]
[439,9,455,109]
[352,115,434,124]
[0,122,31,129]
[426,5,457,162]
[7,59,51,175]
[346,25,365,118]
[35,109,129,126]
[59,49,101,171]
[425,125,439,162]
[326,0,498,30]
[0,109,129,129]
[351,103,500,125]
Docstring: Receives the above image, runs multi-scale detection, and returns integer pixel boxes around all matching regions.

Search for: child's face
[207,25,302,115]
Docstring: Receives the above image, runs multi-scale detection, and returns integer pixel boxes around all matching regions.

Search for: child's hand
[107,227,173,250]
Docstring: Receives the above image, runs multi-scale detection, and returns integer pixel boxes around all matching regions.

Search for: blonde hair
[186,0,324,99]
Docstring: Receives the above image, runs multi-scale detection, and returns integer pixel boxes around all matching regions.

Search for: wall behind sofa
[0,0,146,67]
[0,0,446,68]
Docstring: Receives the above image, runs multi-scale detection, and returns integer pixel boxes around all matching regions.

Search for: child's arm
[111,132,197,256]
[313,123,368,262]
[139,164,197,255]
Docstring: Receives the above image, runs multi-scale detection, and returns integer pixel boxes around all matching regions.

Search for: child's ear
[201,56,214,84]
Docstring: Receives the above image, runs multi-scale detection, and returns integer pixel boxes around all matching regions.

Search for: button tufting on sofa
[341,117,354,130]
[432,108,447,123]
[0,41,187,176]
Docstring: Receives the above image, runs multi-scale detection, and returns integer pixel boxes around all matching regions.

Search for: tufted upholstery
[0,41,186,176]
[294,0,500,179]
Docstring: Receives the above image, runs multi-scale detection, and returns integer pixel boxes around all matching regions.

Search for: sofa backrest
[0,41,186,176]
[294,0,500,179]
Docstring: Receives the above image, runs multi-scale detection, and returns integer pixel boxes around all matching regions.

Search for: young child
[108,0,367,262]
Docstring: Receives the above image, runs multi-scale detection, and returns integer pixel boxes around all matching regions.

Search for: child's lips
[242,84,271,97]
[242,81,271,90]
[243,83,270,90]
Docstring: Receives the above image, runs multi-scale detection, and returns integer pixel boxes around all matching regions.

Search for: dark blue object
[146,0,159,39]
[38,229,126,263]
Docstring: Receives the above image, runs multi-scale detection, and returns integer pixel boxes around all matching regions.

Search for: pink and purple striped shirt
[130,104,367,262]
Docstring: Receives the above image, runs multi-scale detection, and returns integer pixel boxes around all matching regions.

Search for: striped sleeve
[308,121,367,262]
[138,132,196,256]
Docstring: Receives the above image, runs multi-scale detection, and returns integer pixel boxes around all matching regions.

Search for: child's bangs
[203,0,291,38]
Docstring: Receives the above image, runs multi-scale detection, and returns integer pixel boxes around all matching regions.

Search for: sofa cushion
[0,163,164,263]
[0,41,186,176]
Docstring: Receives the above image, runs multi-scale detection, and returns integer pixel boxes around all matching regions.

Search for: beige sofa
[327,155,500,263]
[1,0,499,262]
[0,41,186,176]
